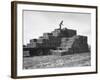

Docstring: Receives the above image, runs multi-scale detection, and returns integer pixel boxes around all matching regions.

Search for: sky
[23,10,91,45]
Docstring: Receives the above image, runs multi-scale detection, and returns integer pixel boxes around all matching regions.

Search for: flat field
[23,52,91,69]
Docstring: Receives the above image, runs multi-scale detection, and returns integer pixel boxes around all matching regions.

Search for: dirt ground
[23,52,91,69]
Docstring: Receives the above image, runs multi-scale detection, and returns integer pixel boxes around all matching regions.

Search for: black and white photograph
[23,10,91,69]
[11,1,97,78]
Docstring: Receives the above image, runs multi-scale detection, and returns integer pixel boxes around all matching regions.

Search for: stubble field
[23,52,91,69]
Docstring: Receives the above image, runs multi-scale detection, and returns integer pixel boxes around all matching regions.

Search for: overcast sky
[23,10,91,45]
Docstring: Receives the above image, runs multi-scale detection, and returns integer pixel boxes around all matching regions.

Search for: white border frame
[16,3,97,77]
